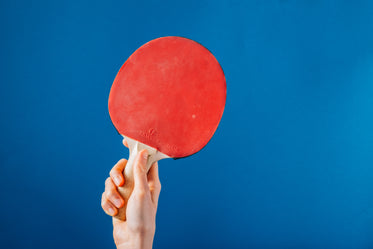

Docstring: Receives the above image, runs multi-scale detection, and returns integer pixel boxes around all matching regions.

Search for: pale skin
[101,139,161,249]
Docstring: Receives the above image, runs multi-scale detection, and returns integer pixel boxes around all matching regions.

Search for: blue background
[1,1,373,248]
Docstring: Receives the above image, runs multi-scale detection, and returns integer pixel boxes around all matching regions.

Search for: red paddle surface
[109,36,226,158]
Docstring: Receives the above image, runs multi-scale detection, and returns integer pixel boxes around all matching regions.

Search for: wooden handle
[114,136,170,221]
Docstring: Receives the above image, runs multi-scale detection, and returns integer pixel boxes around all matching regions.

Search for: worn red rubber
[109,36,226,158]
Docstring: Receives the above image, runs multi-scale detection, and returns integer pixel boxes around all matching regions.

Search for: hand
[101,139,161,249]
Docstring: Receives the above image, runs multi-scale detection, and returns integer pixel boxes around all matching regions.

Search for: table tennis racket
[108,36,226,220]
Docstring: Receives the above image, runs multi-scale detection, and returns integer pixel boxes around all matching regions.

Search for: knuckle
[110,170,121,180]
[156,182,161,191]
[105,177,112,187]
[106,189,116,199]
[101,195,107,208]
[151,182,161,192]
[102,201,116,216]
[109,168,118,177]
[106,179,116,191]
[109,169,114,178]
[101,192,108,202]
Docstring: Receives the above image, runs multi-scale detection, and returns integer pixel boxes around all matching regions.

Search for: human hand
[101,140,161,249]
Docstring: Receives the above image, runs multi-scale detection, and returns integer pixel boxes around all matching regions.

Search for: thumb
[133,149,150,194]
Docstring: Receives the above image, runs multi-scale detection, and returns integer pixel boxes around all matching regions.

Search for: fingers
[147,162,161,205]
[105,177,125,208]
[101,192,117,216]
[110,159,127,186]
[102,159,126,217]
[133,149,150,195]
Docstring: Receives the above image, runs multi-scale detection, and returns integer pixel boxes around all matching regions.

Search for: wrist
[117,230,155,249]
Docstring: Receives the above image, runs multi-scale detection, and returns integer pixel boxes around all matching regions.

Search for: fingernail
[114,176,121,186]
[108,207,115,215]
[114,198,122,208]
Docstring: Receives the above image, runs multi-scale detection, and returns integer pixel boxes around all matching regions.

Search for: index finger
[110,159,127,186]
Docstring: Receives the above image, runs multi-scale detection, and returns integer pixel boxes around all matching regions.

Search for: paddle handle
[114,136,169,221]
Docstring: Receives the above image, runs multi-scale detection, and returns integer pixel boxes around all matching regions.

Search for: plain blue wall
[1,1,373,248]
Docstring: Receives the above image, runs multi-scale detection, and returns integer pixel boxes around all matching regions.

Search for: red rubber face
[108,36,226,158]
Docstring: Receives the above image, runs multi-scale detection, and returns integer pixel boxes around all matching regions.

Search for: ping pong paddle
[108,36,226,220]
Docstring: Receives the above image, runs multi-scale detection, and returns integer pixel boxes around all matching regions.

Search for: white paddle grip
[114,136,169,221]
